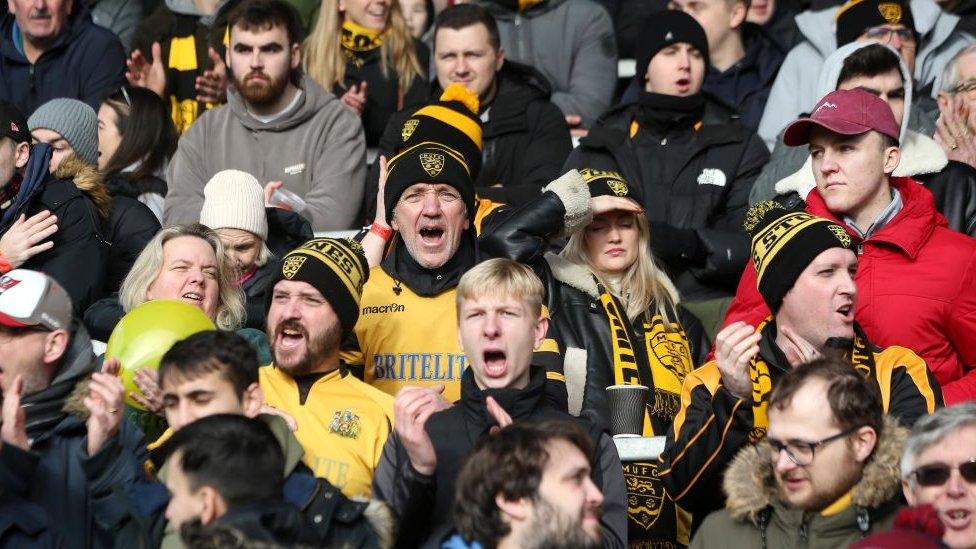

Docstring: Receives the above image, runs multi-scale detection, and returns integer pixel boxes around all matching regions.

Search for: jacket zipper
[798,516,809,544]
[514,14,522,59]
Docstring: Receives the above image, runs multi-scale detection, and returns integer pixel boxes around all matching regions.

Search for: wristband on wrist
[369,223,394,241]
[0,251,11,274]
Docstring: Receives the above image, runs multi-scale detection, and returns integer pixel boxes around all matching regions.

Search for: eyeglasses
[863,26,916,45]
[767,426,860,466]
[0,324,50,341]
[911,459,976,487]
[950,78,976,95]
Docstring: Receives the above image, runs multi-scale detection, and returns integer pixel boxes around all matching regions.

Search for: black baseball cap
[0,100,30,145]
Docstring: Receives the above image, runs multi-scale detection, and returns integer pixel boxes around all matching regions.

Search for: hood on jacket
[816,41,913,142]
[723,416,907,524]
[164,0,234,24]
[228,74,343,133]
[53,156,112,221]
[477,0,567,18]
[794,6,838,58]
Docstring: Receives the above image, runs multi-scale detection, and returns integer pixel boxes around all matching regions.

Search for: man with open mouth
[372,258,627,548]
[343,84,563,407]
[660,195,942,525]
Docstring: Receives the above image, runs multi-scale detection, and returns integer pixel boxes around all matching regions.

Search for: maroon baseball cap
[782,88,900,147]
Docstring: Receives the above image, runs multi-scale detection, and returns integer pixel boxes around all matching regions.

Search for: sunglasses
[911,459,976,487]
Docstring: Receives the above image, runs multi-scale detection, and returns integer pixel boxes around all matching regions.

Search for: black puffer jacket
[479,176,709,421]
[565,99,769,301]
[363,62,572,221]
[103,194,160,296]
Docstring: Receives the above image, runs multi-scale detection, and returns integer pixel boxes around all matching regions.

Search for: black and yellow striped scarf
[341,19,384,53]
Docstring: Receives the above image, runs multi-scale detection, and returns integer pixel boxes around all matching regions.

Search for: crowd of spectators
[7,0,976,546]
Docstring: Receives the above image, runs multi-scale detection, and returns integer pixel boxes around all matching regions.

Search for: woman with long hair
[480,169,709,547]
[303,0,427,148]
[97,86,178,222]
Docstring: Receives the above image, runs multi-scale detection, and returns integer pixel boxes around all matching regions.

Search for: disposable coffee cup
[606,384,649,437]
[269,187,307,215]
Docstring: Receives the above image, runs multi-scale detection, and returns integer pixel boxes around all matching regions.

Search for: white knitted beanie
[200,169,268,240]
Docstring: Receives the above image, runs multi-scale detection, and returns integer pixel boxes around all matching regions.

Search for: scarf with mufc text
[599,281,695,545]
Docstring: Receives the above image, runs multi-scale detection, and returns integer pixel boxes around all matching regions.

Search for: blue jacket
[0,492,63,548]
[0,397,148,549]
[0,4,125,114]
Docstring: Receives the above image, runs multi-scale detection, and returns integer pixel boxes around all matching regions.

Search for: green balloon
[105,300,216,410]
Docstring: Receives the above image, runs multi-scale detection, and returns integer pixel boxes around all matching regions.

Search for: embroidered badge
[282,256,306,279]
[330,409,361,439]
[402,119,419,141]
[829,225,852,247]
[696,168,727,187]
[878,2,902,24]
[623,462,666,530]
[284,163,305,176]
[607,179,629,196]
[419,152,445,177]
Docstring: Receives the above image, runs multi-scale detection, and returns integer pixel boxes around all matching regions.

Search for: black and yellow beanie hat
[745,201,854,312]
[384,83,483,222]
[579,168,642,203]
[835,0,914,47]
[266,238,369,336]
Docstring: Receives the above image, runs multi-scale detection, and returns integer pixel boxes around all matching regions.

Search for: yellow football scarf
[341,20,384,53]
[599,287,692,436]
[747,319,875,435]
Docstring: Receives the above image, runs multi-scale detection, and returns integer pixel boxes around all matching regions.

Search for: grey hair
[119,223,245,330]
[939,44,976,93]
[900,402,976,478]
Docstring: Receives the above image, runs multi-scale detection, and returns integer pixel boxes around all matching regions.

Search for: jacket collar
[459,365,547,429]
[723,416,907,525]
[805,176,944,259]
[545,253,600,298]
[775,130,948,199]
[381,232,476,297]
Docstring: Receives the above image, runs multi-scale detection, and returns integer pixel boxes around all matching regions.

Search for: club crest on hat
[878,2,902,24]
[401,118,419,142]
[608,179,629,196]
[829,224,852,247]
[282,255,306,279]
[419,152,445,177]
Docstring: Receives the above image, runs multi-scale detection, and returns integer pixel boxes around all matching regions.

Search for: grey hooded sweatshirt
[757,0,973,150]
[749,40,946,204]
[165,75,367,232]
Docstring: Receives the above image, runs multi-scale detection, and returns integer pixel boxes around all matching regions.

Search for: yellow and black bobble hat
[745,201,855,313]
[266,238,369,337]
[384,84,483,222]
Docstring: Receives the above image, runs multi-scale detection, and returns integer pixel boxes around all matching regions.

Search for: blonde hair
[303,0,423,96]
[561,212,681,325]
[456,258,544,319]
[119,224,246,330]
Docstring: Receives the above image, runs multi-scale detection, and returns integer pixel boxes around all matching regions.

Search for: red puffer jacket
[721,177,976,404]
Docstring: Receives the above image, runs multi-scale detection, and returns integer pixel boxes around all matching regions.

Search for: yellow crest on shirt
[420,153,445,177]
[878,2,902,24]
[282,255,306,279]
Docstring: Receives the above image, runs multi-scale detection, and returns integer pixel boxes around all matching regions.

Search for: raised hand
[126,42,167,98]
[195,47,228,104]
[85,359,125,456]
[486,396,512,435]
[714,321,761,400]
[778,325,822,366]
[393,384,448,475]
[0,211,58,268]
[591,195,643,216]
[1,374,29,451]
[131,367,164,416]
[341,82,368,115]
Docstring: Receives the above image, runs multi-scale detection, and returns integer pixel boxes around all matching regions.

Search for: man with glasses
[661,192,941,522]
[0,269,148,545]
[902,403,976,549]
[690,358,907,547]
[936,45,976,170]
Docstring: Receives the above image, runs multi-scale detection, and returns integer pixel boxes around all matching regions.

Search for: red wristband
[369,223,393,241]
[0,251,10,274]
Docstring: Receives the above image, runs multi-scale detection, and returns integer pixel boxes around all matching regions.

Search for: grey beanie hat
[27,98,99,165]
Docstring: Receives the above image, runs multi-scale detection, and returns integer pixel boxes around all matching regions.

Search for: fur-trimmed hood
[774,130,948,199]
[53,156,112,221]
[723,416,907,524]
